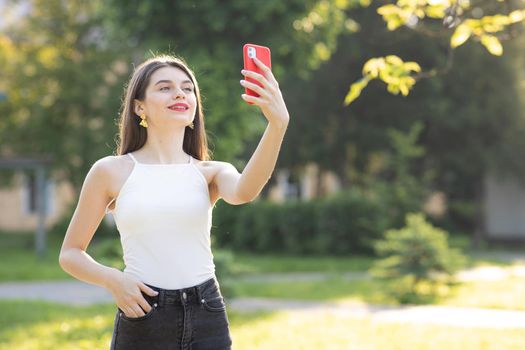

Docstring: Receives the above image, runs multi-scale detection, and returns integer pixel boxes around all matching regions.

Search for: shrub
[212,188,392,255]
[212,247,237,298]
[369,212,467,303]
[88,238,124,270]
[316,189,390,255]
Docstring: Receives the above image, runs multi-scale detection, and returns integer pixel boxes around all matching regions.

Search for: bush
[88,238,124,270]
[316,189,390,255]
[212,188,390,255]
[277,199,319,254]
[212,248,237,298]
[369,212,467,304]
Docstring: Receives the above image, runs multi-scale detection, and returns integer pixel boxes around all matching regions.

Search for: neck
[140,125,189,163]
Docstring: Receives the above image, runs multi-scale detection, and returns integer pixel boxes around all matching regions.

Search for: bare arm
[58,157,158,318]
[236,123,288,201]
[212,57,289,204]
[58,158,120,289]
[212,121,287,205]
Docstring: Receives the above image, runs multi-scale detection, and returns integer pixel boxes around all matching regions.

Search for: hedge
[212,189,392,255]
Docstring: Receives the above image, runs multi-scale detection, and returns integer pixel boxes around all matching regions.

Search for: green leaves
[0,0,126,191]
[480,35,503,56]
[377,1,454,31]
[344,76,371,106]
[370,212,467,302]
[450,22,472,48]
[345,56,421,105]
[347,1,525,104]
[376,2,525,56]
[449,11,525,55]
[377,1,525,56]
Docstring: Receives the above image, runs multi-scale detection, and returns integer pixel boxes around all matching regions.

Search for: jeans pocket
[201,294,226,312]
[118,301,158,322]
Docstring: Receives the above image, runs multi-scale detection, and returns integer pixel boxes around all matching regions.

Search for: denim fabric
[110,276,232,350]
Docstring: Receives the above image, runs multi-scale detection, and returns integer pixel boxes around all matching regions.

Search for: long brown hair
[116,54,212,161]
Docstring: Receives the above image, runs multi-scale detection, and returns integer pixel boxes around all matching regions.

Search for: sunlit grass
[1,301,524,350]
[440,276,525,310]
[231,310,525,350]
[233,274,525,310]
[1,231,523,283]
[0,301,114,350]
[232,277,398,304]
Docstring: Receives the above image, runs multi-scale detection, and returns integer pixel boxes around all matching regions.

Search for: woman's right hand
[106,270,159,318]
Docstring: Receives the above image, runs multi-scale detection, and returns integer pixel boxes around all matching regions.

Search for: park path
[1,267,525,328]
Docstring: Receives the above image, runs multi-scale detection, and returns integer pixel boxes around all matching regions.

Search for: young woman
[58,54,289,349]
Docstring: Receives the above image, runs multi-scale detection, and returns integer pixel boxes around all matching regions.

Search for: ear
[133,99,145,116]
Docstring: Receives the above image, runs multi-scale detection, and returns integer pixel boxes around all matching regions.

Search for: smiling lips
[168,103,189,111]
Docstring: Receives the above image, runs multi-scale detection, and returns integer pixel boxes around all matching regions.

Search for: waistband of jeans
[144,276,216,306]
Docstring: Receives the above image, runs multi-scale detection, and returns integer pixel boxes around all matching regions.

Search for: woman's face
[136,66,197,127]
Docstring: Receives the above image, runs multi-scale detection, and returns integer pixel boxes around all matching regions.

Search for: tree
[345,0,525,104]
[370,212,467,303]
[98,0,362,169]
[1,0,357,195]
[0,0,125,194]
[279,1,525,237]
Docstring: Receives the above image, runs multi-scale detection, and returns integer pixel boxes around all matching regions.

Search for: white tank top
[105,152,215,289]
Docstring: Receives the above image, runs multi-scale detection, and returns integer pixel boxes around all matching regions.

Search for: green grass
[0,301,113,350]
[0,233,125,282]
[0,234,72,282]
[0,300,524,350]
[2,233,525,348]
[232,277,397,304]
[231,252,374,274]
[1,232,523,282]
[232,311,525,350]
[231,275,525,310]
[3,232,525,310]
[440,277,525,310]
[0,232,376,282]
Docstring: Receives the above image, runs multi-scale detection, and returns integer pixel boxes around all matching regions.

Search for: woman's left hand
[241,57,290,129]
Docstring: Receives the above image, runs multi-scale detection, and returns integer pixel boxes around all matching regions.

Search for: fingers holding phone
[242,44,272,104]
[241,43,290,128]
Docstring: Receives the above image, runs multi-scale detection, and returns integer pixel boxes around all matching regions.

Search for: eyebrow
[154,79,193,86]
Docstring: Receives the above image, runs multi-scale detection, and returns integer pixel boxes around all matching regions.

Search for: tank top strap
[128,152,138,164]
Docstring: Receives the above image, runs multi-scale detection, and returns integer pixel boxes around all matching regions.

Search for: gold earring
[139,113,148,128]
[189,121,194,129]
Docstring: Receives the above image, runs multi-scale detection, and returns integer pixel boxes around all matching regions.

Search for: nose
[173,86,186,99]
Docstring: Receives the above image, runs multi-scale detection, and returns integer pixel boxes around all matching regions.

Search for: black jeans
[110,276,232,350]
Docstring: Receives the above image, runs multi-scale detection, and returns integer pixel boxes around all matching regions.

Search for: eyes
[160,86,194,93]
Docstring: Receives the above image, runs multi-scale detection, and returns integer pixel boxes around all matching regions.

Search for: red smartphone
[243,43,272,104]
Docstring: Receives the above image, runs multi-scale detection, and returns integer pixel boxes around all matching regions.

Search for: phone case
[243,43,272,104]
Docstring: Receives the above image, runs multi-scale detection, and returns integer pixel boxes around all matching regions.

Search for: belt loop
[195,284,203,305]
[158,289,165,308]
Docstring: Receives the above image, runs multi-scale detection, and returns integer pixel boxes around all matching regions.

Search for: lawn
[1,300,524,350]
[0,233,68,281]
[2,232,525,310]
[230,275,525,310]
[2,232,525,349]
[0,232,518,282]
[0,232,378,282]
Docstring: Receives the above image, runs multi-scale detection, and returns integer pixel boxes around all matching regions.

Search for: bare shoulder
[93,154,133,174]
[193,159,239,181]
[192,159,242,206]
[93,154,134,198]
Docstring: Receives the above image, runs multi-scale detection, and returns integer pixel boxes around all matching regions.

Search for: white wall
[484,175,525,239]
